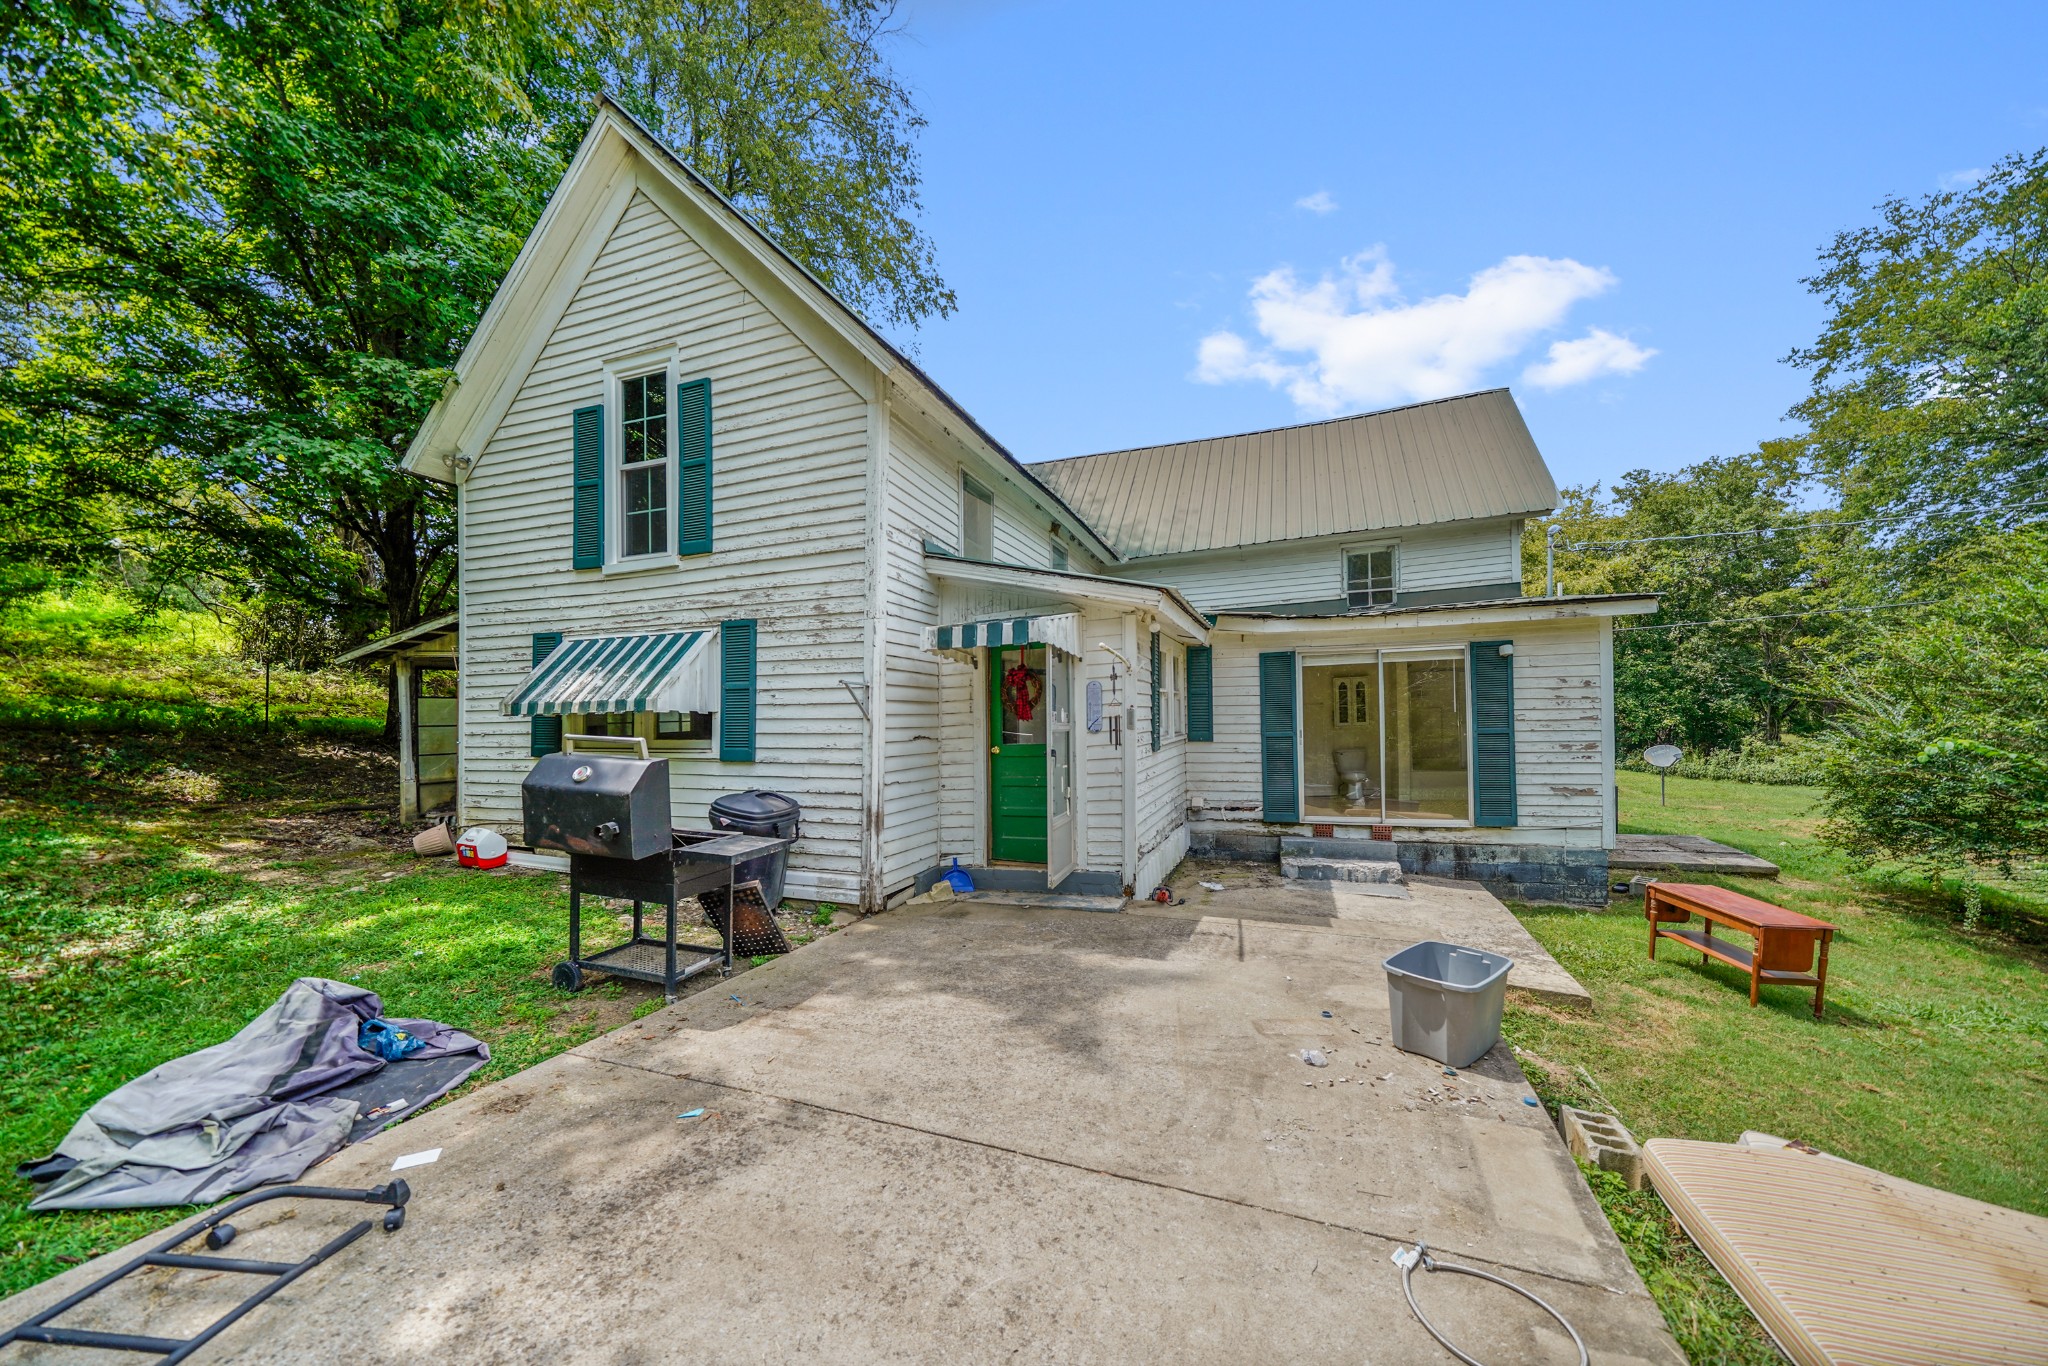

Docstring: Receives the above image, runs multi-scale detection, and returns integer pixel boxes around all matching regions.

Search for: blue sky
[877,1,2048,492]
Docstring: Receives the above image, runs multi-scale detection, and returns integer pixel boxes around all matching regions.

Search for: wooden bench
[1645,883,1836,1018]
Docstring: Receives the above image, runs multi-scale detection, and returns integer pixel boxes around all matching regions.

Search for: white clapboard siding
[882,414,1142,887]
[1107,518,1524,612]
[1184,617,1605,832]
[1135,633,1190,871]
[459,188,872,899]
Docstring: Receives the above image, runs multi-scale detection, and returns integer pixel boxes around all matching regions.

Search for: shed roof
[1030,389,1559,560]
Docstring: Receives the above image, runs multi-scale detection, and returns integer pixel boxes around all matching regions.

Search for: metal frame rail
[1,1181,411,1362]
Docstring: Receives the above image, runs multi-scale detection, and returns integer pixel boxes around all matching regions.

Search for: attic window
[1345,545,1397,608]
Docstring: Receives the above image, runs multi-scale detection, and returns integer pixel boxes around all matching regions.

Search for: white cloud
[1295,190,1338,214]
[1194,247,1639,412]
[1522,328,1657,389]
[1939,167,1985,190]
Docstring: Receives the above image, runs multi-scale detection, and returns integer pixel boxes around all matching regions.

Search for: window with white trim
[1161,641,1185,740]
[618,368,670,558]
[960,473,994,560]
[1344,543,1397,608]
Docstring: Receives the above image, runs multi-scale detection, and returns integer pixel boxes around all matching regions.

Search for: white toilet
[1334,748,1377,808]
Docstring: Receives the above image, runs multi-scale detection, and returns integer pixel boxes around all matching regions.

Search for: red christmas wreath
[1003,663,1043,722]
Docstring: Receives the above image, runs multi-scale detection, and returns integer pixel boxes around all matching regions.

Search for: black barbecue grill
[523,753,790,1001]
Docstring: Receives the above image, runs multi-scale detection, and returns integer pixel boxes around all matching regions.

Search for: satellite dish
[1644,745,1682,770]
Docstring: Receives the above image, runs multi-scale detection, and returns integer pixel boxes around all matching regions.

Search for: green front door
[989,645,1048,864]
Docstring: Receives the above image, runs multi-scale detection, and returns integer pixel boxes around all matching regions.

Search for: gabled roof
[1030,389,1559,560]
[402,97,1119,564]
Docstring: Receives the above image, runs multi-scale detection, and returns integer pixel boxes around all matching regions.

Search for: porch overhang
[1211,593,1658,634]
[335,612,459,665]
[922,552,1211,645]
[921,613,1083,662]
[500,630,720,716]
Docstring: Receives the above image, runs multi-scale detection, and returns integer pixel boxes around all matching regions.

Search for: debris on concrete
[391,1148,441,1171]
[677,1108,705,1120]
[1198,881,1226,891]
[1299,1050,1328,1067]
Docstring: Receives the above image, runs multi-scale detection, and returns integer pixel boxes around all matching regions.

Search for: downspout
[1121,611,1140,892]
[860,378,892,911]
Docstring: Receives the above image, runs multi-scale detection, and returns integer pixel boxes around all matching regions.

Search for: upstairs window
[620,369,669,558]
[1346,544,1397,608]
[961,474,995,560]
[1049,538,1069,571]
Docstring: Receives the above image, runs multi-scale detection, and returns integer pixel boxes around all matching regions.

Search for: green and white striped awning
[501,630,720,716]
[921,613,1080,659]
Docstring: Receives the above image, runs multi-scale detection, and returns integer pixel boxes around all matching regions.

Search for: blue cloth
[358,1018,426,1062]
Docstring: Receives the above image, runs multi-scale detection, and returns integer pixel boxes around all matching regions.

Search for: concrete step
[1280,856,1406,885]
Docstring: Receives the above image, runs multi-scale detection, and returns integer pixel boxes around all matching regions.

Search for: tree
[0,0,952,731]
[1531,446,1854,753]
[1790,149,2048,577]
[576,0,955,330]
[1809,531,2048,879]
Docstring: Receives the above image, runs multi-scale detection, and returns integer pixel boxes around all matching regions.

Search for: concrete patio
[1,883,1678,1364]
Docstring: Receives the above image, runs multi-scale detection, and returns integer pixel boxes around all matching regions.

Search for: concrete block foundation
[1192,822,1611,907]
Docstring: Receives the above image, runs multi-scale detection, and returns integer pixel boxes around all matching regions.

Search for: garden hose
[1394,1242,1589,1366]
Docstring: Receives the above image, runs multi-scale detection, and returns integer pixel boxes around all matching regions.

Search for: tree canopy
[0,0,950,670]
[1790,149,2048,574]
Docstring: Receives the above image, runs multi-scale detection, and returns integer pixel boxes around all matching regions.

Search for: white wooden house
[399,99,1655,910]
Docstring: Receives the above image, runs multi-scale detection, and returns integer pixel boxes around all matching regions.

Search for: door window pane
[1382,655,1469,822]
[1300,652,1469,823]
[621,370,668,557]
[1302,663,1382,820]
[998,646,1047,745]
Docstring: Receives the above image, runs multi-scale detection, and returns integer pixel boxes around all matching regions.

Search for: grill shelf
[552,830,789,1001]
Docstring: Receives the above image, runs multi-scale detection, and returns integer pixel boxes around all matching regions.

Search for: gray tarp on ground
[24,977,486,1210]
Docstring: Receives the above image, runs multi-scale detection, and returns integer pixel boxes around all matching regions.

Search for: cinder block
[1557,1105,1645,1189]
[1280,856,1405,884]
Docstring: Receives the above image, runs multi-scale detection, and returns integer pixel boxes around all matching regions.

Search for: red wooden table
[1645,883,1836,1018]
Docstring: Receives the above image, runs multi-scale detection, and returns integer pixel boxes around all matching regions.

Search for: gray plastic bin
[1382,940,1514,1068]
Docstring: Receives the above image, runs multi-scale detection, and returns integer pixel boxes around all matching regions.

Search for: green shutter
[1149,630,1162,752]
[1186,645,1213,742]
[529,632,564,756]
[719,618,756,761]
[677,378,713,556]
[1258,651,1298,823]
[572,404,604,569]
[1470,640,1517,827]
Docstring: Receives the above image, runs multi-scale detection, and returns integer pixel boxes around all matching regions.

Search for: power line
[1559,498,2048,553]
[1615,600,1935,633]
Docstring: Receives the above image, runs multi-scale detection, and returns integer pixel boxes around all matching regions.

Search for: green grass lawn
[1505,770,2048,1364]
[0,728,730,1299]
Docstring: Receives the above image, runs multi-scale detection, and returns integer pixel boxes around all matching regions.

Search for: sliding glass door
[1301,650,1470,824]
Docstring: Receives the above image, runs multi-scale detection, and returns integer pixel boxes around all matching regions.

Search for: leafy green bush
[1810,532,2048,878]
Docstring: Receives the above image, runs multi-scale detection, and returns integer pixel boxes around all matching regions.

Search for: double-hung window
[620,369,669,558]
[960,474,994,560]
[1345,544,1397,608]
